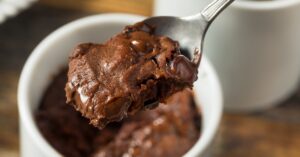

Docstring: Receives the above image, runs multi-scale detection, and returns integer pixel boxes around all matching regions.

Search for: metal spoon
[143,0,234,66]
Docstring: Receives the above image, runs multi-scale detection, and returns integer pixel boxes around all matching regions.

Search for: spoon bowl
[144,0,234,65]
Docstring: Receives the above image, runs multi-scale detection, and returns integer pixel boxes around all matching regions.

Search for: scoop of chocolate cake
[65,22,199,128]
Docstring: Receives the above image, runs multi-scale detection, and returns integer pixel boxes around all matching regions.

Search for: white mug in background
[154,0,300,112]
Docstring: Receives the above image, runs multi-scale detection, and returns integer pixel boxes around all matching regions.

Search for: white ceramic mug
[154,0,300,112]
[18,14,223,157]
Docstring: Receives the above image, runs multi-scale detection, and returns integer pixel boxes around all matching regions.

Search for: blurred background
[1,0,300,157]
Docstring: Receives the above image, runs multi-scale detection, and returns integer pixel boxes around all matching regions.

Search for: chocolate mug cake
[35,69,201,157]
[35,20,201,157]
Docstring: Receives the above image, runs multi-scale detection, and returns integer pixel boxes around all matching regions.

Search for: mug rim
[233,0,300,10]
[18,13,223,157]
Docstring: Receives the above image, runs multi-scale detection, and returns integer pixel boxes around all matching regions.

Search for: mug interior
[18,14,223,157]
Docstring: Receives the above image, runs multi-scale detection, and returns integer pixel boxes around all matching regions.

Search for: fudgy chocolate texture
[92,89,201,157]
[35,69,201,157]
[65,22,199,128]
[35,69,116,157]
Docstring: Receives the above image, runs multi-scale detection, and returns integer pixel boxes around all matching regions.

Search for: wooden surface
[0,3,300,157]
[40,0,153,16]
[213,91,300,157]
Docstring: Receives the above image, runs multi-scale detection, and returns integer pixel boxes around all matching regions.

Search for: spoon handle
[201,0,234,22]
